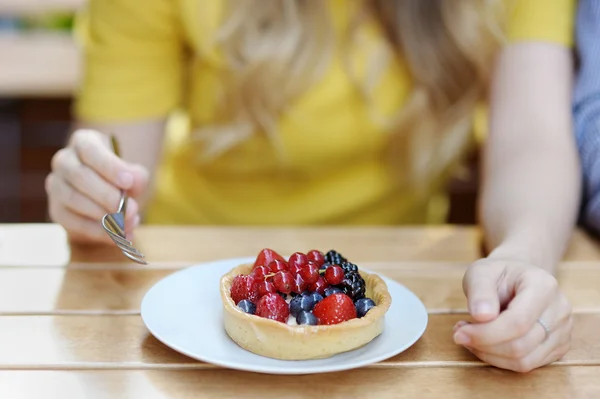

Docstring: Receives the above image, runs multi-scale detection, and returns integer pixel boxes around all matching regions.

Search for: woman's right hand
[46,129,149,244]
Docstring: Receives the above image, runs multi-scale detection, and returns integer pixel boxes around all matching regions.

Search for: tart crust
[220,263,392,360]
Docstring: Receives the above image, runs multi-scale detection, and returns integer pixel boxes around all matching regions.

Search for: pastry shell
[220,263,392,360]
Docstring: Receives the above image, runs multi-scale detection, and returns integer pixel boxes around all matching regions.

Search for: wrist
[485,238,557,274]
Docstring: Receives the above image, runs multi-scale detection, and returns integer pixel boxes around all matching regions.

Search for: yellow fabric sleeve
[505,0,576,47]
[73,0,185,122]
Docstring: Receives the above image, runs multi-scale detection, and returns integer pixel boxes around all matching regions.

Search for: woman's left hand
[454,258,573,373]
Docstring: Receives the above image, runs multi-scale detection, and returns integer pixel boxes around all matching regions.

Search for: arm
[573,0,600,236]
[478,41,581,274]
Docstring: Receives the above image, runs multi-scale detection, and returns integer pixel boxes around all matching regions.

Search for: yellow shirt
[74,0,575,226]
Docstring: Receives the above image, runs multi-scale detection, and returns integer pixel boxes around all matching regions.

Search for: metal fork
[101,135,148,265]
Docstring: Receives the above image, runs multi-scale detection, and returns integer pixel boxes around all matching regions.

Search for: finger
[463,264,501,322]
[46,174,140,226]
[71,130,136,190]
[48,200,114,245]
[128,163,150,199]
[457,271,558,346]
[52,149,133,215]
[465,316,573,373]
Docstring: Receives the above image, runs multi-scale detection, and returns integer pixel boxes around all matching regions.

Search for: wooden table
[0,223,599,398]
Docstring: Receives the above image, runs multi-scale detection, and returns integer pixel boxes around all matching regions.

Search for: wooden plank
[0,0,84,15]
[0,224,598,268]
[0,367,598,399]
[0,314,596,367]
[0,224,483,266]
[1,261,599,314]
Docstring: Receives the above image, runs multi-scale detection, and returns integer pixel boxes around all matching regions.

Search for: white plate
[141,257,428,375]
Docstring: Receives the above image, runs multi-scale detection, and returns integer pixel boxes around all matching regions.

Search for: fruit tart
[219,248,392,360]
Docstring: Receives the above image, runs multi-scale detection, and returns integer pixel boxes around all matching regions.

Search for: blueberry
[306,292,323,305]
[290,295,315,317]
[355,298,376,318]
[296,310,318,325]
[324,287,343,297]
[237,299,256,315]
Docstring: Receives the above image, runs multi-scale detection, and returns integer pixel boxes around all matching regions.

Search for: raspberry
[312,293,357,325]
[230,275,259,304]
[255,293,290,323]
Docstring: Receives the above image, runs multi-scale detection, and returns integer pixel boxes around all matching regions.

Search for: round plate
[141,257,428,375]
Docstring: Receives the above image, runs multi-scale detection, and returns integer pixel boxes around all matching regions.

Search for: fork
[101,135,148,265]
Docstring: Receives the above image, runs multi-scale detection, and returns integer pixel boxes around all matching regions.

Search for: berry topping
[237,299,256,315]
[289,294,316,317]
[355,298,376,318]
[324,250,347,266]
[292,274,307,294]
[307,291,324,305]
[296,310,318,325]
[268,259,288,273]
[253,248,286,269]
[324,286,343,297]
[273,271,294,294]
[299,261,320,284]
[255,293,290,323]
[339,269,366,301]
[324,265,344,285]
[288,252,308,269]
[307,250,325,266]
[308,276,329,296]
[250,265,270,279]
[257,280,277,297]
[312,293,357,325]
[340,261,359,274]
[319,262,332,272]
[230,275,259,304]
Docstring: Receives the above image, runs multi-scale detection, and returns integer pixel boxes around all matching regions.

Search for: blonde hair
[192,0,505,185]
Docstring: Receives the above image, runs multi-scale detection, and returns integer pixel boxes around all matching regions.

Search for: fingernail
[453,320,468,333]
[453,331,471,345]
[473,302,493,316]
[118,172,134,188]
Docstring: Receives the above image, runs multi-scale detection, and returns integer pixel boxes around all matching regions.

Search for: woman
[46,0,579,372]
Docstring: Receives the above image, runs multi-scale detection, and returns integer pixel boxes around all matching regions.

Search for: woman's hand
[46,129,149,244]
[454,258,573,373]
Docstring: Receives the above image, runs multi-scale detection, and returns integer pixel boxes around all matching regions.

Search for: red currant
[251,265,270,279]
[273,271,294,294]
[288,252,308,269]
[268,259,288,273]
[308,276,329,296]
[293,274,307,294]
[324,265,344,285]
[289,262,303,276]
[257,280,276,297]
[299,261,320,284]
[307,250,325,266]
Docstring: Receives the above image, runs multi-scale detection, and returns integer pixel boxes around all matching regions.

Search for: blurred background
[0,0,479,225]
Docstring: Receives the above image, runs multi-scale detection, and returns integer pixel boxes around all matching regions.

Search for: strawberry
[312,293,357,325]
[253,248,286,269]
[230,275,259,304]
[255,293,290,323]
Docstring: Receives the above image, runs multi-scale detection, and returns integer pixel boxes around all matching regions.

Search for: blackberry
[339,271,366,301]
[324,250,347,265]
[340,261,358,274]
